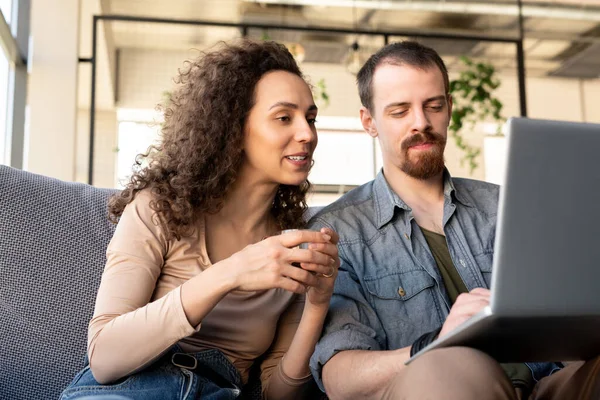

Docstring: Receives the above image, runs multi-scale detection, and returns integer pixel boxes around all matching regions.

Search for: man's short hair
[357,41,449,111]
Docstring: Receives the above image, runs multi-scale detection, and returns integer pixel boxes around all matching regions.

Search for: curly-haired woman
[60,40,339,400]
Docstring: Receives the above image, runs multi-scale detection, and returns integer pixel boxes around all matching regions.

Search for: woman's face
[242,70,318,186]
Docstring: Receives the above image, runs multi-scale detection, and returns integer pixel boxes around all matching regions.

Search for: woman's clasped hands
[226,227,340,306]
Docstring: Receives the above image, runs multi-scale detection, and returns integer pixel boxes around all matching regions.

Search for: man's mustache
[402,131,446,150]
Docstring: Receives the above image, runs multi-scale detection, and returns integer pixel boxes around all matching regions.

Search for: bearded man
[308,41,599,400]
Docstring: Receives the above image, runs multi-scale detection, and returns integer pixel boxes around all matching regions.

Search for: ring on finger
[322,266,335,278]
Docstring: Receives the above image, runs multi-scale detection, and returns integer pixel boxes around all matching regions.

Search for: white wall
[302,63,363,118]
[583,80,600,124]
[78,0,116,111]
[26,0,117,182]
[26,0,79,181]
[117,48,208,110]
[93,110,118,188]
[76,109,118,187]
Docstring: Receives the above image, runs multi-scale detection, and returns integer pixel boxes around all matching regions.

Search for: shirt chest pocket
[364,270,435,301]
[363,270,439,345]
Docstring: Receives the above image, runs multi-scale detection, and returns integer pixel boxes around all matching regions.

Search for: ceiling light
[345,41,364,75]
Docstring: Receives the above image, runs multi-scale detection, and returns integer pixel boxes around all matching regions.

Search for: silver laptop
[406,117,600,365]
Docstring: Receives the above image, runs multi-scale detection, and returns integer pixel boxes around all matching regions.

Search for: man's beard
[399,130,447,180]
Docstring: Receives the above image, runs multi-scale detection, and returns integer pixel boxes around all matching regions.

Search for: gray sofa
[0,165,118,400]
[0,165,324,400]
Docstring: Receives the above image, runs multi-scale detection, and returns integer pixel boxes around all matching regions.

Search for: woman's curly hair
[108,40,311,240]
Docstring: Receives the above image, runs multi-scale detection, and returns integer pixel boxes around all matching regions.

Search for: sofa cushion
[0,165,118,400]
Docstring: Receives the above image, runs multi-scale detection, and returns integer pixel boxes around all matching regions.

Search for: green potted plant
[448,56,506,175]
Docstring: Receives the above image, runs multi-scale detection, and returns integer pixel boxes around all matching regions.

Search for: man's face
[360,63,452,180]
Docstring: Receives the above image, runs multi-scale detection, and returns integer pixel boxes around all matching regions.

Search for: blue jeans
[60,346,242,400]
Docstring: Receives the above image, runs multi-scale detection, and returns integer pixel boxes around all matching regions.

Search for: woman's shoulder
[118,188,165,232]
[120,188,200,244]
[129,188,155,206]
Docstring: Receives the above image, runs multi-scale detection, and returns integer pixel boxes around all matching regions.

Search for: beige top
[87,190,312,397]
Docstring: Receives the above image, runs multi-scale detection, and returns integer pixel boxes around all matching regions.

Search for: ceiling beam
[243,0,600,22]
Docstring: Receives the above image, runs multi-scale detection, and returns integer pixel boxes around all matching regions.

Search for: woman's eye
[307,118,317,125]
[277,116,291,122]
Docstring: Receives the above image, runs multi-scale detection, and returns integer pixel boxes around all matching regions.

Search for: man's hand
[439,288,490,338]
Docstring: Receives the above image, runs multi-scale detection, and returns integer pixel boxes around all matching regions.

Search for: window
[0,54,8,163]
[0,0,11,164]
[311,130,376,186]
[0,0,12,25]
[116,119,161,188]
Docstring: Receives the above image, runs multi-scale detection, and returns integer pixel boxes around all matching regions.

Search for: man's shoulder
[452,176,499,193]
[308,180,376,235]
[452,177,500,214]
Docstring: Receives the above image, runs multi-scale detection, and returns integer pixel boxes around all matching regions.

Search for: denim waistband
[82,344,242,389]
[166,344,242,389]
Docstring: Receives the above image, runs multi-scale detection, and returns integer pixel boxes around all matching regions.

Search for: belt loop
[171,352,198,370]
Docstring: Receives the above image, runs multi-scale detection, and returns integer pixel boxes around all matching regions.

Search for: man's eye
[428,105,443,111]
[391,111,407,117]
[307,118,317,125]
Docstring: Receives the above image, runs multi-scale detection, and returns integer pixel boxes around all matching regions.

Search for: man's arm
[322,347,410,400]
[323,288,496,399]
[308,218,402,398]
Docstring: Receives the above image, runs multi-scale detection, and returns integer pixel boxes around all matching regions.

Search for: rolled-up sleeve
[308,218,386,392]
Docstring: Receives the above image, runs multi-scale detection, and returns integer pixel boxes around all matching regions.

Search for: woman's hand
[302,227,340,307]
[225,229,337,294]
[274,227,340,385]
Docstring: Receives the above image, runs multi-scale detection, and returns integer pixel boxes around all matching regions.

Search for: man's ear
[360,106,378,138]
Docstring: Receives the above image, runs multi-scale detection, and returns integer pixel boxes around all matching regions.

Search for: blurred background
[1,0,599,206]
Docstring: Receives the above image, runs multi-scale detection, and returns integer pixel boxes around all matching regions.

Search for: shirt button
[398,287,406,297]
[404,233,410,240]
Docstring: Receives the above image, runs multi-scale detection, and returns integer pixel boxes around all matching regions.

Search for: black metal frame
[83,13,529,185]
[517,0,527,117]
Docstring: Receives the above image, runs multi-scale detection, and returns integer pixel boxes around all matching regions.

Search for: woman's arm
[88,191,235,384]
[261,228,340,399]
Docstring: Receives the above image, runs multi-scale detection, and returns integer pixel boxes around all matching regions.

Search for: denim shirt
[308,170,561,391]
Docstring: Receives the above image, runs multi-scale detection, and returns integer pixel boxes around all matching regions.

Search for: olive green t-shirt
[420,226,534,392]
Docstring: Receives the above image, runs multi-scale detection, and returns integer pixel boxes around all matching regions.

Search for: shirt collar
[443,169,473,208]
[373,168,472,229]
[373,170,409,229]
